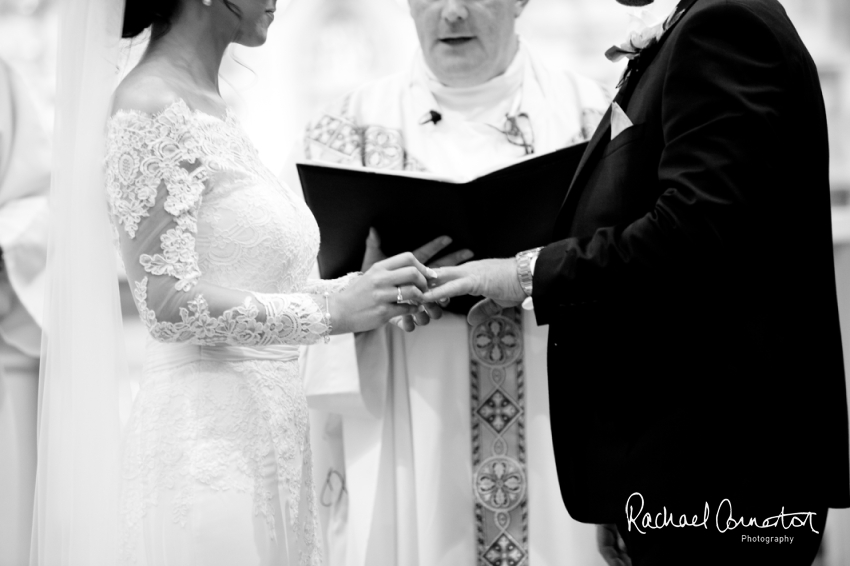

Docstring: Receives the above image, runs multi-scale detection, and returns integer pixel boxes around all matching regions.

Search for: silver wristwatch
[515,247,543,297]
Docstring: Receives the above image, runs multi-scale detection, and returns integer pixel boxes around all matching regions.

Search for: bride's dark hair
[122,0,243,39]
[122,0,179,39]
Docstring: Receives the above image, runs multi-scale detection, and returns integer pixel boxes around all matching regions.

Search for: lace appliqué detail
[109,99,328,564]
[119,357,321,566]
[106,130,159,238]
[140,220,201,291]
[133,277,329,346]
[107,102,210,291]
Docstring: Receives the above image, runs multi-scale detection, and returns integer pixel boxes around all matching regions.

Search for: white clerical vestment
[0,59,50,566]
[298,42,610,566]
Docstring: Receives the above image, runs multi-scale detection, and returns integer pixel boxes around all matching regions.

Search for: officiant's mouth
[439,37,475,47]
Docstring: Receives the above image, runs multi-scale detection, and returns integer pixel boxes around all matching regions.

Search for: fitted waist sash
[145,341,301,372]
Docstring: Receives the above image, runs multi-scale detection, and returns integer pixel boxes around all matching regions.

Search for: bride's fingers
[383,266,429,292]
[379,252,438,280]
[391,285,425,305]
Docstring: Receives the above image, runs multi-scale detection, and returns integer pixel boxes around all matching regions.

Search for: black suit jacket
[533,0,850,524]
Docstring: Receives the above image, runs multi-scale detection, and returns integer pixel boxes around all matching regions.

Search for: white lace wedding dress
[106,99,356,565]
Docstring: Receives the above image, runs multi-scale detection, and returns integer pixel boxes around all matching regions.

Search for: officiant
[0,58,50,566]
[293,1,610,565]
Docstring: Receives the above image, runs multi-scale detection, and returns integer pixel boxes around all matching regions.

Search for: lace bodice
[106,99,356,346]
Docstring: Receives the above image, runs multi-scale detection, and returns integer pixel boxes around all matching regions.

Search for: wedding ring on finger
[395,286,417,305]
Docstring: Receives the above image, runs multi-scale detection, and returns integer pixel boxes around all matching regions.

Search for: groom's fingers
[426,265,465,288]
[467,298,503,326]
[421,278,473,303]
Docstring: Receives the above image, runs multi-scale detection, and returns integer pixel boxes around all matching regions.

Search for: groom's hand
[422,258,526,305]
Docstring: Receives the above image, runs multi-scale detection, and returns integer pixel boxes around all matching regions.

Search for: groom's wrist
[516,247,543,310]
[515,247,542,296]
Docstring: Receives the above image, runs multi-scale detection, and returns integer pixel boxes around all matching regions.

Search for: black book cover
[298,141,588,314]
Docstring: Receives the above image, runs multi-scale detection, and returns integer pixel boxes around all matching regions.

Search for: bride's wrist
[326,293,350,336]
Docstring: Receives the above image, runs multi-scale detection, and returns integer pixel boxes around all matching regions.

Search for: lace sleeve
[300,272,362,295]
[106,102,329,346]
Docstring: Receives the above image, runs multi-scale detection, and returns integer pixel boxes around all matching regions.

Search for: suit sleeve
[532,2,788,325]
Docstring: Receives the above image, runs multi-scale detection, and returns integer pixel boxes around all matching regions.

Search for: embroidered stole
[470,307,529,565]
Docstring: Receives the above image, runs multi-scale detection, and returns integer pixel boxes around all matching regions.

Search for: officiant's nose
[442,0,469,22]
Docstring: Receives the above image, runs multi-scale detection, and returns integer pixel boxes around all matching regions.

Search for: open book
[297,141,588,311]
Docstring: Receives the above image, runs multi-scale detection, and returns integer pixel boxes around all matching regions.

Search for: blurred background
[1,0,849,563]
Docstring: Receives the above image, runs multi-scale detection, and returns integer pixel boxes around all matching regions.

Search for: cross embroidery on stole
[470,307,529,566]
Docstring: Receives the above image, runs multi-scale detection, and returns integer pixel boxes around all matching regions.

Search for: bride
[35,0,439,565]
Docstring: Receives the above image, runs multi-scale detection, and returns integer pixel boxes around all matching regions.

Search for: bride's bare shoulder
[111,71,184,117]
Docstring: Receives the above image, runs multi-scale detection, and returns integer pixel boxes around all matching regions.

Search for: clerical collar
[621,0,680,28]
[417,39,527,125]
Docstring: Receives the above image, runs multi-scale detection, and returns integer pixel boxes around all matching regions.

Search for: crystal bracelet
[322,291,332,344]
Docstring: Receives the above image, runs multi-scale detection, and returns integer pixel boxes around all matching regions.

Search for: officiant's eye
[495,113,535,155]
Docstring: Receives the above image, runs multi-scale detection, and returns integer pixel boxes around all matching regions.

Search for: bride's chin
[236,31,268,48]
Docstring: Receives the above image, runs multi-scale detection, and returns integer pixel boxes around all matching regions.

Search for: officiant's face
[409,0,527,88]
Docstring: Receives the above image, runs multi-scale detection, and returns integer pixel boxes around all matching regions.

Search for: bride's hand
[330,252,437,334]
[360,228,474,331]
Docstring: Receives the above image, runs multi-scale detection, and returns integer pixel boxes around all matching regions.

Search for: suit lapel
[557,0,700,224]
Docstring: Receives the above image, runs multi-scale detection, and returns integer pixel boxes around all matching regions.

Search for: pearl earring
[202,0,211,5]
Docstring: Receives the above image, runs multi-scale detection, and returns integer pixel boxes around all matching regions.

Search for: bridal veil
[30,0,132,564]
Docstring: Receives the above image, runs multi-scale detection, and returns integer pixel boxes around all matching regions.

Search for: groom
[424,0,850,564]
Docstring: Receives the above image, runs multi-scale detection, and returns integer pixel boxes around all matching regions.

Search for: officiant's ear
[514,0,530,18]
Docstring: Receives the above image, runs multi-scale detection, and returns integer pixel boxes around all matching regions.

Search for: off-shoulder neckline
[109,97,233,125]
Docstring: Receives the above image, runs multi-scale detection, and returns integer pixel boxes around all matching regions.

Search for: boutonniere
[605,6,685,87]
